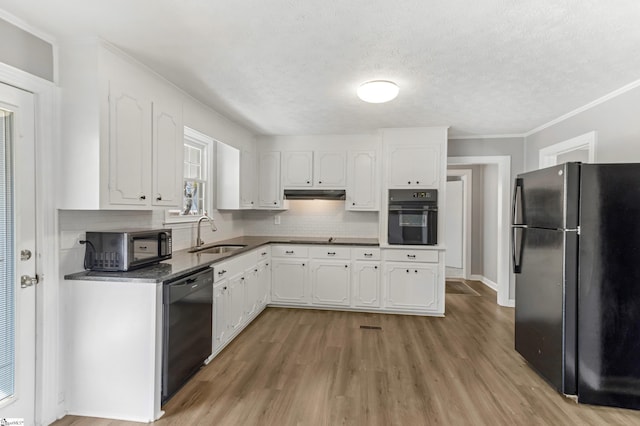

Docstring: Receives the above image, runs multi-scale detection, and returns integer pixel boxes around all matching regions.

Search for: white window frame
[164,127,215,224]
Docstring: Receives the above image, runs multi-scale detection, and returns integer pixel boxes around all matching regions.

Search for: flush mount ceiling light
[357,80,399,103]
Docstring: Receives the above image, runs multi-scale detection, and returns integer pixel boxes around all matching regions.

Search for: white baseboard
[445,266,464,279]
[469,274,498,291]
[505,299,516,308]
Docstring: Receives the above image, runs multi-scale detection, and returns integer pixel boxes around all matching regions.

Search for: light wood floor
[54,280,640,426]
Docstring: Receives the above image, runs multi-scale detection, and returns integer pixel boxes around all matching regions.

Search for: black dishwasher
[162,267,213,404]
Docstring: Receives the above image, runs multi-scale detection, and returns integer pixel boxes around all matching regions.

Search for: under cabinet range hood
[283,189,346,200]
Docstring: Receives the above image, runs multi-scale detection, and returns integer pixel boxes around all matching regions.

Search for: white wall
[0,16,53,81]
[482,164,498,283]
[525,84,640,170]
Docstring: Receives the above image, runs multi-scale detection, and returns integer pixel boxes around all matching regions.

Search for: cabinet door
[352,261,381,308]
[213,282,229,353]
[282,151,313,187]
[314,151,346,187]
[346,151,378,210]
[384,262,438,311]
[387,145,440,188]
[228,273,245,331]
[257,151,282,208]
[310,260,351,306]
[257,260,271,307]
[240,148,255,208]
[244,267,259,318]
[271,259,308,304]
[108,80,152,206]
[152,99,183,207]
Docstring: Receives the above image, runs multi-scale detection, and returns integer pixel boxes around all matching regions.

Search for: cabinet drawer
[309,246,351,260]
[257,246,271,261]
[383,249,438,263]
[352,247,380,260]
[271,245,309,258]
[213,261,230,283]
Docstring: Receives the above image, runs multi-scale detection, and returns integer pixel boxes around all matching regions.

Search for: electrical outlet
[274,215,281,225]
[60,231,85,250]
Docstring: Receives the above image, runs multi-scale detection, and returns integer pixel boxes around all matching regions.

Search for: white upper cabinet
[58,42,184,210]
[240,148,256,208]
[282,150,346,189]
[346,150,378,211]
[382,127,447,189]
[107,79,152,206]
[152,97,183,207]
[217,143,255,210]
[257,151,283,209]
[314,151,346,187]
[282,151,313,187]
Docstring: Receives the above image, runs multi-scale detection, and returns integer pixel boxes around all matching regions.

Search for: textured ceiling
[2,0,640,137]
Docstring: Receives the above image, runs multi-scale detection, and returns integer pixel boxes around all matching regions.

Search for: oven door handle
[388,206,436,212]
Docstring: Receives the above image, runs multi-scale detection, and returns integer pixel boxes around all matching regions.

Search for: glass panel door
[0,109,15,402]
[0,82,36,424]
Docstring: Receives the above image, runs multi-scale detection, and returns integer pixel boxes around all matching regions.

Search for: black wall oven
[388,189,438,245]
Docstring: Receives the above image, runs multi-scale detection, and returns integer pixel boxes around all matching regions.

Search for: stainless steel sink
[189,244,247,254]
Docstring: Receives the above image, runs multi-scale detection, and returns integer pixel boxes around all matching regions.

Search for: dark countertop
[64,235,379,284]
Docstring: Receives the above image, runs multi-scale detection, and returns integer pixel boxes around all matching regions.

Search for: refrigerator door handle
[512,225,525,274]
[512,178,524,226]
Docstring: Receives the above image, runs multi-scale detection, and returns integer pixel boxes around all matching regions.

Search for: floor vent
[360,325,382,330]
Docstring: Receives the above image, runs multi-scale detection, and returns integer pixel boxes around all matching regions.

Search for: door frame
[538,131,596,168]
[0,60,59,423]
[445,169,472,280]
[447,156,513,307]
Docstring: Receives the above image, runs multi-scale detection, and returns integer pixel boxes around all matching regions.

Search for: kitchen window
[165,127,214,223]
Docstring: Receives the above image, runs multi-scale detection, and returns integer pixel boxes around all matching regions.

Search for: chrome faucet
[196,215,217,247]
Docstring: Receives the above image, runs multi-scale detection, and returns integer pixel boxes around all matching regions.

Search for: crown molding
[448,133,525,140]
[525,78,640,137]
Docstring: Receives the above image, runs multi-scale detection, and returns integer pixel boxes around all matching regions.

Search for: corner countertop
[64,235,379,284]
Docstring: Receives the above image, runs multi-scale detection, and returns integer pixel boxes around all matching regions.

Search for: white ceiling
[2,0,640,137]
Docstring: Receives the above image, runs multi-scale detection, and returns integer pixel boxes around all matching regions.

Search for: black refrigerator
[512,162,640,410]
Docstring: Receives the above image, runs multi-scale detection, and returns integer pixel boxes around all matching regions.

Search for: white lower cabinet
[271,259,309,304]
[244,266,259,318]
[212,250,268,356]
[383,262,439,312]
[228,272,245,332]
[213,280,230,353]
[310,260,351,306]
[257,259,270,308]
[352,261,381,308]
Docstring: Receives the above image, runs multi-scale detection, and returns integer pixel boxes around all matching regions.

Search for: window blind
[0,109,15,401]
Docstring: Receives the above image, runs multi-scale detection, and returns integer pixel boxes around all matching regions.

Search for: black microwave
[84,229,172,271]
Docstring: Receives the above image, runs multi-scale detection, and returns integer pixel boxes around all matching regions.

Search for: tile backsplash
[242,200,379,238]
[58,209,245,275]
[59,202,379,275]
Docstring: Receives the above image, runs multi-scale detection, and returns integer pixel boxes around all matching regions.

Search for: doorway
[538,131,596,168]
[447,156,512,307]
[445,169,471,280]
[0,83,37,424]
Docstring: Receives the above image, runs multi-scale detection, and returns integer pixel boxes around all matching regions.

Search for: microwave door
[132,238,160,261]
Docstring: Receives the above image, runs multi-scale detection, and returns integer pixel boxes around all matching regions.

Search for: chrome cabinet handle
[407,254,416,259]
[327,252,336,256]
[285,250,294,254]
[364,253,373,257]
